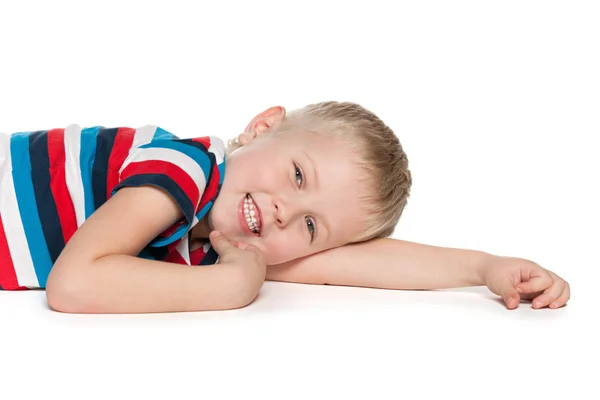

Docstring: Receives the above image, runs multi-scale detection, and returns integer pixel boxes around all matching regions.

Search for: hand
[209,230,267,285]
[480,255,570,310]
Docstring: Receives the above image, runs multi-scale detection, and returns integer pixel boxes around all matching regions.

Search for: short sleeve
[111,135,225,247]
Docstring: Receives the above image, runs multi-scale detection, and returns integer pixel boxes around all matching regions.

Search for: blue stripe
[10,132,53,287]
[112,174,195,246]
[29,130,66,264]
[180,139,221,194]
[92,128,118,209]
[80,126,100,218]
[152,127,178,141]
[196,200,214,222]
[139,140,213,178]
[150,223,189,246]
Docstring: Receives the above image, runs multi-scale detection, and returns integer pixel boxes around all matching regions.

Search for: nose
[273,203,285,227]
[272,197,300,228]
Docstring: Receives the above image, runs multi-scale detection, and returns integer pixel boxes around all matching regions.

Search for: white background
[1,0,598,399]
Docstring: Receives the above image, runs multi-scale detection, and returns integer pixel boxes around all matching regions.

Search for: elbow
[46,281,83,314]
[231,286,261,309]
[45,265,96,313]
[222,269,265,310]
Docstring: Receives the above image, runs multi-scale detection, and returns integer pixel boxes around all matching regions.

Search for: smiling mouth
[242,193,262,235]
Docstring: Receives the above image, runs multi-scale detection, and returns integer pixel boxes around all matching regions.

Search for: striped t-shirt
[0,124,225,290]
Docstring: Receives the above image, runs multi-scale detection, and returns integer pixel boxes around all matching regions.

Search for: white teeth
[243,195,260,234]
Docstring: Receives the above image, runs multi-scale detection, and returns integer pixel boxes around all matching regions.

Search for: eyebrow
[301,150,329,244]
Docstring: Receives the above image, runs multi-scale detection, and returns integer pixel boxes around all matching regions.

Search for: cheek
[232,152,286,188]
[258,236,307,265]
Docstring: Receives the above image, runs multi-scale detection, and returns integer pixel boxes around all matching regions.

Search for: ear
[238,106,286,145]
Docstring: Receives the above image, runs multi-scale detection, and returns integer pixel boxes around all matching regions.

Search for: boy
[0,101,570,313]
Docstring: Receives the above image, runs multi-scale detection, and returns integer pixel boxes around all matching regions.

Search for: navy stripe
[137,248,157,260]
[112,174,196,224]
[143,245,169,261]
[179,138,208,152]
[28,130,66,264]
[199,247,219,265]
[92,127,118,209]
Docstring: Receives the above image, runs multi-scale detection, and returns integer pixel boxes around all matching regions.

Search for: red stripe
[121,160,201,207]
[0,215,27,290]
[47,128,78,243]
[198,160,221,212]
[163,249,187,264]
[106,127,136,197]
[190,247,206,265]
[191,136,212,150]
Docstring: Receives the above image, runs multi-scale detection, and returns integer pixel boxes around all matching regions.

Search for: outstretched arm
[266,237,570,309]
[266,238,489,290]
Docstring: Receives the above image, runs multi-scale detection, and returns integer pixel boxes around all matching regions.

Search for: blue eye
[295,164,303,186]
[294,163,315,242]
[305,216,315,241]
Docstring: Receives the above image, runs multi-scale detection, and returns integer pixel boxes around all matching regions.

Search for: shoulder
[140,135,225,161]
[129,135,225,173]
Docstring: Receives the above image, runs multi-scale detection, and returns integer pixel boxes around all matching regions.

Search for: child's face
[207,131,368,265]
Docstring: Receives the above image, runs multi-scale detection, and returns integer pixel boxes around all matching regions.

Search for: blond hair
[227,101,412,243]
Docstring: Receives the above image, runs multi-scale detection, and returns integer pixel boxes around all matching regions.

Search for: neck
[190,215,211,240]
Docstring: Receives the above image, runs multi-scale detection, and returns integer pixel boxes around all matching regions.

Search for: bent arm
[266,238,490,290]
[47,186,253,314]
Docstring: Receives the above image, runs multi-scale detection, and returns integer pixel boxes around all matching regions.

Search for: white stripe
[120,147,207,199]
[131,125,157,149]
[208,136,225,165]
[175,234,191,265]
[0,135,40,288]
[63,124,86,227]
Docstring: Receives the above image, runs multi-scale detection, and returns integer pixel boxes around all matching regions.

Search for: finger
[530,279,565,309]
[227,239,255,250]
[209,231,237,254]
[518,292,538,301]
[242,243,266,262]
[226,240,254,251]
[505,291,521,310]
[515,270,554,294]
[549,281,570,309]
[494,277,521,310]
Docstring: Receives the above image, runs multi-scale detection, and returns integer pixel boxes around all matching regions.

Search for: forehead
[281,133,369,245]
